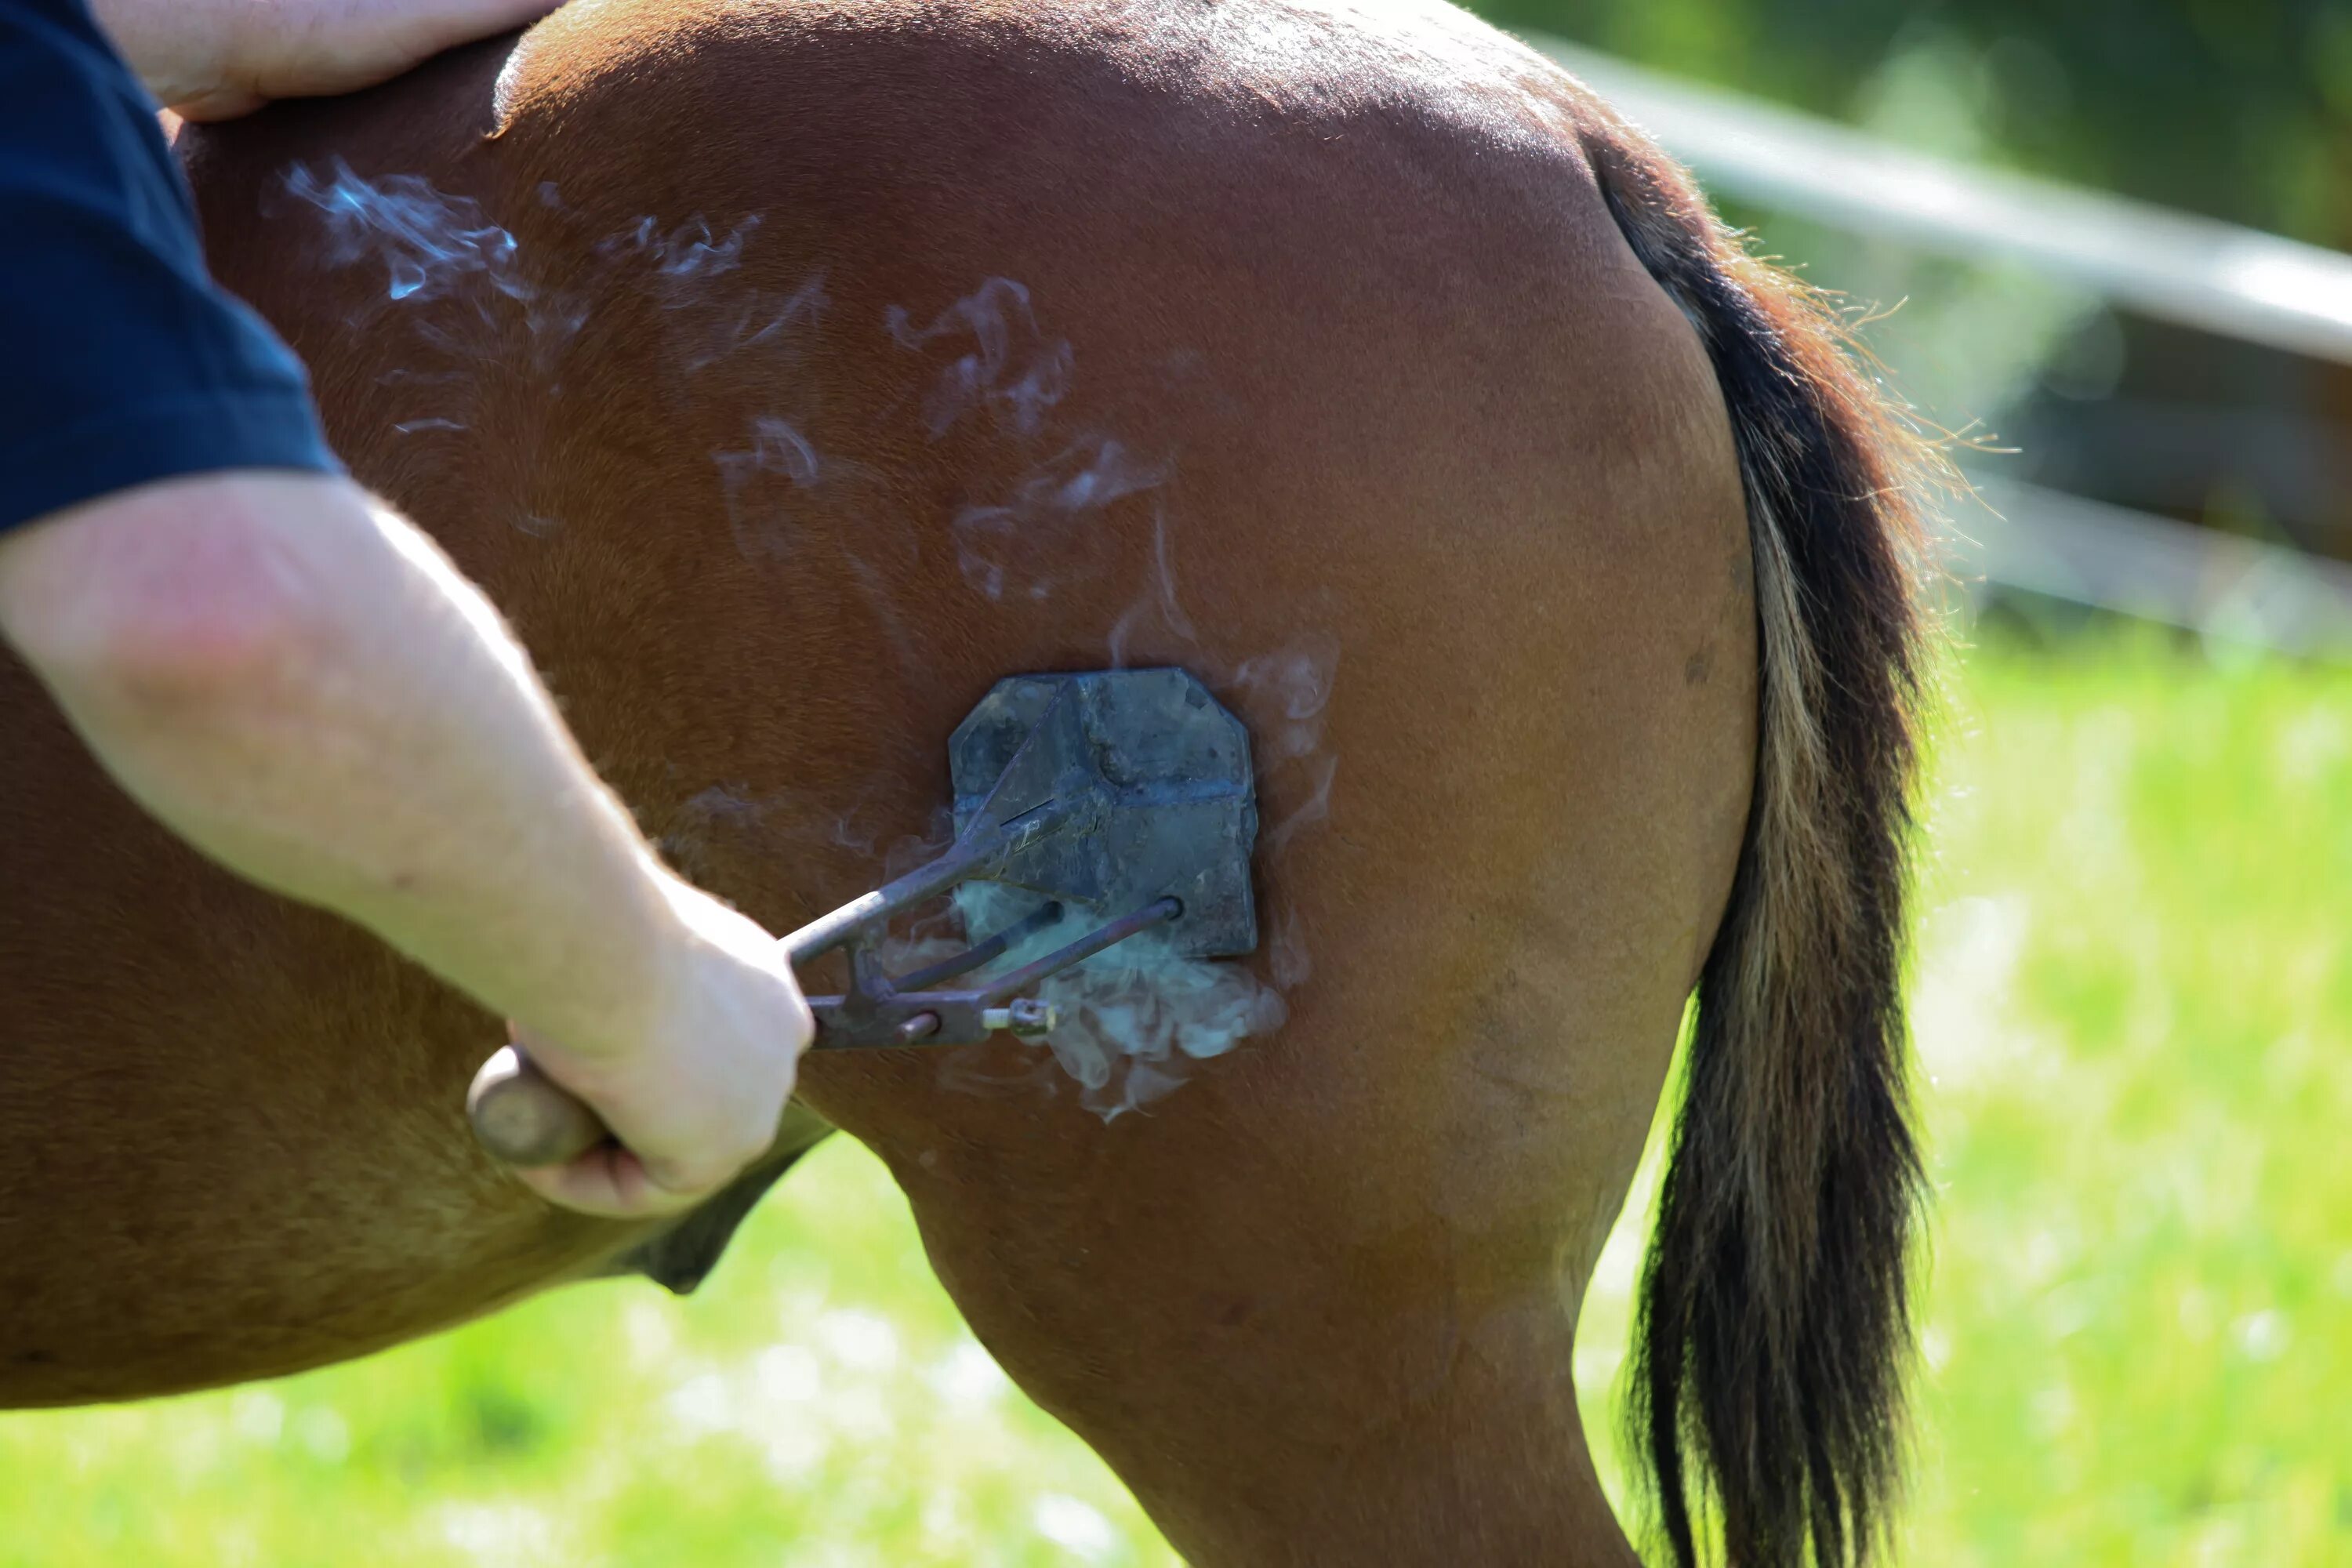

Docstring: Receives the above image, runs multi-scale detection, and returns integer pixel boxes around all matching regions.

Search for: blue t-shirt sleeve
[0,0,339,534]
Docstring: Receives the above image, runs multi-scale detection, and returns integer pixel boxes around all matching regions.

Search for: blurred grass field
[2,630,2347,1566]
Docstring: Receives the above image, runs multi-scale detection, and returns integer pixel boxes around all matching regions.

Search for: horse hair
[1577,113,1936,1568]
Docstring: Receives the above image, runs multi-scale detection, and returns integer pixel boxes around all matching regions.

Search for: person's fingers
[168,87,268,123]
[491,887,804,1219]
[498,1017,749,1216]
[388,0,569,72]
[510,1145,703,1219]
[166,1,572,119]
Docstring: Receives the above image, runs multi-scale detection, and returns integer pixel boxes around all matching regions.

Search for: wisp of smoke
[888,278,1073,438]
[283,158,533,304]
[946,884,1289,1120]
[951,435,1167,602]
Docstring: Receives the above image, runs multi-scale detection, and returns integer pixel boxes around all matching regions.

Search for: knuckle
[650,1155,723,1203]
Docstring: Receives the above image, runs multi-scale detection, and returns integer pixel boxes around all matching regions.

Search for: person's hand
[92,0,564,121]
[505,873,816,1218]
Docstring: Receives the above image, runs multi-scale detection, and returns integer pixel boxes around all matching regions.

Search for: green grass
[1897,630,2352,1565]
[4,630,2347,1565]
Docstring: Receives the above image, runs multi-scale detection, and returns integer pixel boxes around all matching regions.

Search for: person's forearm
[88,0,563,120]
[0,474,688,1058]
[85,0,236,111]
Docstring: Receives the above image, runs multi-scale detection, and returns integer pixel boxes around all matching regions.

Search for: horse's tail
[1577,111,1936,1568]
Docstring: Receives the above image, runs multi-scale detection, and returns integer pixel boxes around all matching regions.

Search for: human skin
[89,0,565,119]
[0,473,811,1219]
[0,0,818,1217]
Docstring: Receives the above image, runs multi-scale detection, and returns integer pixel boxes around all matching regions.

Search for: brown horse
[0,2,1934,1563]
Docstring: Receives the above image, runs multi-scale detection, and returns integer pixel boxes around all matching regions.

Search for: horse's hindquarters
[45,1,1762,1554]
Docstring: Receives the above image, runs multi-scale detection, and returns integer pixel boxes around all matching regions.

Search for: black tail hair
[1578,113,1936,1568]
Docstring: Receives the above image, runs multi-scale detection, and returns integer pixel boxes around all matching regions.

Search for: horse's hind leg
[807,585,1754,1566]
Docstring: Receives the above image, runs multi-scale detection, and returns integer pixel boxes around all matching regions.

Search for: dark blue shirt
[0,0,338,535]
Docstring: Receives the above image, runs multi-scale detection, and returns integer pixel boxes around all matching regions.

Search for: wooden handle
[466,1045,612,1167]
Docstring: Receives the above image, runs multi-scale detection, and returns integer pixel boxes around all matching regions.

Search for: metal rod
[780,845,975,967]
[782,887,893,969]
[978,897,1183,1004]
[778,793,1082,969]
[889,900,1066,993]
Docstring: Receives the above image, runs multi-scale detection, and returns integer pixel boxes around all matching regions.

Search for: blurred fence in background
[1530,34,2352,660]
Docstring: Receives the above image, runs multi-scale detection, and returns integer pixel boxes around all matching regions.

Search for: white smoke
[283,158,532,304]
[949,436,1167,602]
[887,277,1073,438]
[944,884,1289,1120]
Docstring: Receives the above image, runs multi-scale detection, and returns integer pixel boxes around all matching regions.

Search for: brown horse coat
[1,4,1932,1563]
